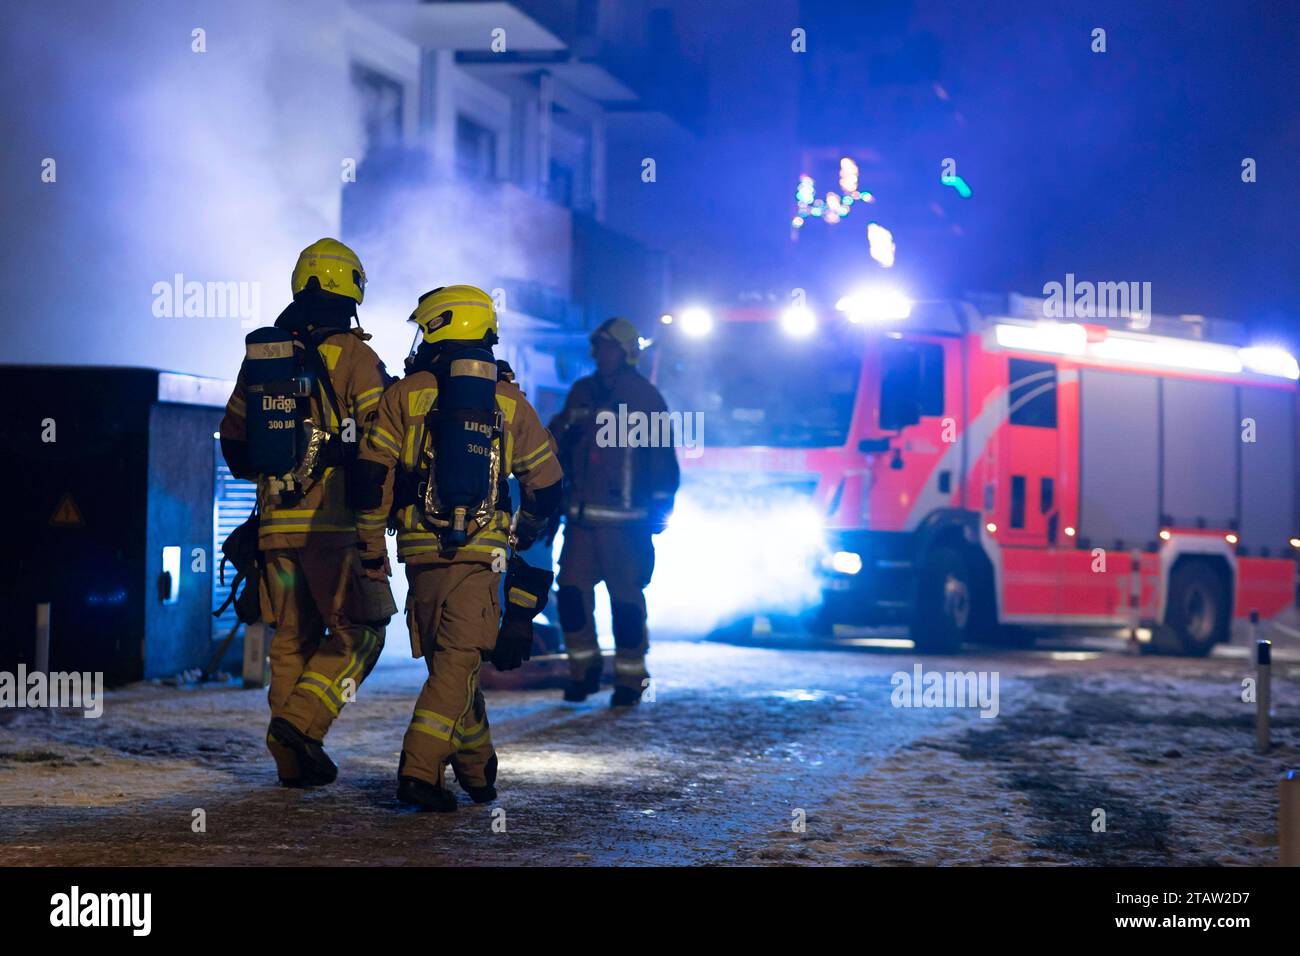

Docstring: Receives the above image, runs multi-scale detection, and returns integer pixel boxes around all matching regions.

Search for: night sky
[668,0,1299,341]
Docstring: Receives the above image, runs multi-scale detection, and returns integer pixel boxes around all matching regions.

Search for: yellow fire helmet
[410,285,498,345]
[291,238,367,304]
[590,316,641,364]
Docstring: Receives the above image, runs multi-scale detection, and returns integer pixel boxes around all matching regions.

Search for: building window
[351,63,403,152]
[457,115,498,181]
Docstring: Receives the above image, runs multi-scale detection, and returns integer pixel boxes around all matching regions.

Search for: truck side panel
[1239,385,1295,554]
[1078,369,1160,549]
[1161,377,1237,529]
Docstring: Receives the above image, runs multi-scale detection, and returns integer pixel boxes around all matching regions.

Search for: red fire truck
[653,291,1299,654]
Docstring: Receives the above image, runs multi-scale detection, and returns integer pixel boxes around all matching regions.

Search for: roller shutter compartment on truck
[1077,368,1160,549]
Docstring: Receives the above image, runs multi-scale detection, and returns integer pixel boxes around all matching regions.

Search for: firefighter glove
[491,556,554,671]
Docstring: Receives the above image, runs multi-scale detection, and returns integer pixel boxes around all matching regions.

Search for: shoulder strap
[301,330,348,428]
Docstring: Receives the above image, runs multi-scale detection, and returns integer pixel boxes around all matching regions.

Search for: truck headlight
[824,551,863,575]
[780,305,817,337]
[680,307,714,337]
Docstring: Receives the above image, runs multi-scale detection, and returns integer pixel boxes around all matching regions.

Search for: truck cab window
[1009,358,1057,428]
[880,341,944,431]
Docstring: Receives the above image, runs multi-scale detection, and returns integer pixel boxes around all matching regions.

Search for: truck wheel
[1165,562,1229,657]
[911,547,972,653]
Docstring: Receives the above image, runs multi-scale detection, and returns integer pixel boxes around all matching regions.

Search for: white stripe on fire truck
[903,368,1078,532]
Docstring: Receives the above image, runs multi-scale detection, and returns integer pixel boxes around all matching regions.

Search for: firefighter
[549,317,679,707]
[353,285,562,812]
[219,238,391,787]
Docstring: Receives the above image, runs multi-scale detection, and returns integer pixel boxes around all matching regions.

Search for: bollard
[1126,550,1142,652]
[34,603,50,674]
[1282,771,1300,866]
[1256,636,1271,754]
[242,622,268,689]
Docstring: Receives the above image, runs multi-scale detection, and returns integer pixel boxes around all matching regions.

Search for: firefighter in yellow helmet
[353,285,562,811]
[219,238,392,787]
[548,317,679,706]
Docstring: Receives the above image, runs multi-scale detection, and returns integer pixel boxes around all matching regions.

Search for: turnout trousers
[399,561,500,790]
[557,523,655,691]
[260,547,385,770]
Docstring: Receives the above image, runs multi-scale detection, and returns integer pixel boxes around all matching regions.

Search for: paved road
[1,633,1297,865]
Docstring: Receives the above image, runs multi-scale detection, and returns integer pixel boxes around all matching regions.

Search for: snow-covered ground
[1,634,1297,865]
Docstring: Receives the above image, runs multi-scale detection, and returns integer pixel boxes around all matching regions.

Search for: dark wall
[1,367,154,683]
[1,366,225,685]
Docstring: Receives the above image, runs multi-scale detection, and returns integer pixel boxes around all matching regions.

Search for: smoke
[0,0,363,378]
[352,177,574,372]
[643,485,827,635]
[0,0,586,386]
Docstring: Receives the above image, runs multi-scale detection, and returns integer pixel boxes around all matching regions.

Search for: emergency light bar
[1240,346,1300,380]
[993,322,1087,355]
[993,322,1299,380]
[835,287,913,323]
[1090,335,1242,375]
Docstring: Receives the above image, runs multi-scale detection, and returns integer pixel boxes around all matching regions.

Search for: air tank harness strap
[298,329,355,471]
[389,433,513,518]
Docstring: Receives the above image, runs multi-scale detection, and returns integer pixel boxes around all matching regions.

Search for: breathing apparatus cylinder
[243,327,309,478]
[433,347,499,547]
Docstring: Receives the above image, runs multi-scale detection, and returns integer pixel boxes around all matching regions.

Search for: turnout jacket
[356,371,562,566]
[549,366,680,526]
[219,328,386,551]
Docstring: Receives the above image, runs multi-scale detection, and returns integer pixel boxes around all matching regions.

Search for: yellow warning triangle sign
[50,493,85,527]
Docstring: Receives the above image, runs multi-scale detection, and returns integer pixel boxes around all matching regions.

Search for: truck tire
[1165,561,1229,657]
[911,546,973,653]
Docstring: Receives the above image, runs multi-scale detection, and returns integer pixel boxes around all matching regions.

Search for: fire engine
[652,291,1299,655]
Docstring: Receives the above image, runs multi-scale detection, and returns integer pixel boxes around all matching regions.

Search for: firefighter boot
[396,775,459,812]
[611,685,643,708]
[267,728,308,790]
[396,754,458,811]
[266,729,304,787]
[268,717,338,786]
[563,662,603,702]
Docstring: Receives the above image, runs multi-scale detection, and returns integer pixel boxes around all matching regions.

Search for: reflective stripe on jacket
[357,372,562,565]
[219,328,386,550]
